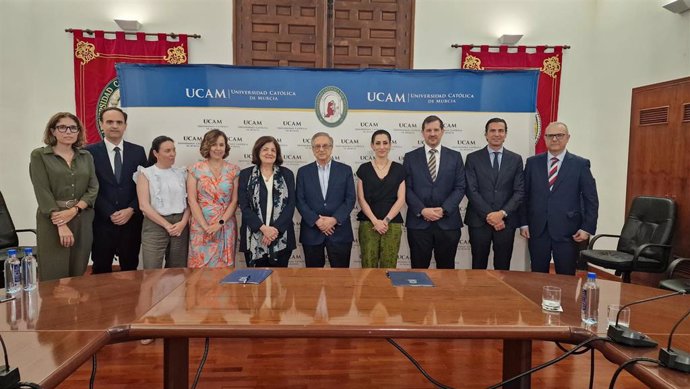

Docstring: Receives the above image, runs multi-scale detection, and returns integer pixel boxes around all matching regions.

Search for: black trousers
[407,225,461,269]
[302,241,352,268]
[244,249,292,268]
[468,224,516,270]
[528,230,578,275]
[91,216,143,273]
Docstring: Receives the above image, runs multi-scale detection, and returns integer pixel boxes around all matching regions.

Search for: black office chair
[659,257,690,292]
[580,196,676,283]
[0,190,37,288]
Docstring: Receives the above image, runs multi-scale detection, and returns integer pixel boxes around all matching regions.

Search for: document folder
[220,268,273,285]
[387,271,435,287]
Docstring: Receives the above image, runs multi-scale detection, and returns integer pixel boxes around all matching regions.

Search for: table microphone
[607,290,687,348]
[658,307,690,373]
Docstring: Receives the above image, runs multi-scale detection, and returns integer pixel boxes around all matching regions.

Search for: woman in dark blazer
[238,136,296,267]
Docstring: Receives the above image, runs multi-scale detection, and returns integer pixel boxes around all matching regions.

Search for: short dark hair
[147,135,174,167]
[485,118,508,134]
[199,129,230,159]
[99,107,128,123]
[43,112,86,148]
[421,115,444,130]
[371,129,391,143]
[251,136,283,166]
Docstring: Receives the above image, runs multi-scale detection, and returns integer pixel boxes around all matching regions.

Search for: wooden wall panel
[331,0,413,69]
[234,0,414,69]
[235,0,328,67]
[627,76,690,259]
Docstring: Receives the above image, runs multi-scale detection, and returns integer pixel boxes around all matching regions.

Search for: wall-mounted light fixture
[498,34,523,45]
[663,0,690,13]
[114,19,142,31]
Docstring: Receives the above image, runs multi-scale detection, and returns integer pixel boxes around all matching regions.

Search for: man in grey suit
[464,118,524,270]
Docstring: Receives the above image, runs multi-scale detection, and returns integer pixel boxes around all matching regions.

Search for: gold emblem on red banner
[75,41,99,65]
[462,55,484,70]
[164,46,187,64]
[540,56,561,78]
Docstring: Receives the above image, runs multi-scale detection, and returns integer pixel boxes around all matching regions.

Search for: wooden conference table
[1,268,689,388]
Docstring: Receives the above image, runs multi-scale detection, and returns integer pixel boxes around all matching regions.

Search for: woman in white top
[135,135,190,269]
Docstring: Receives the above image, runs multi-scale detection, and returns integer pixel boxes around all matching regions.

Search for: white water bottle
[21,247,37,291]
[4,249,21,294]
[581,272,600,325]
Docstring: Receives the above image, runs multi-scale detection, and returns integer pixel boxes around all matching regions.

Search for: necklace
[373,160,390,171]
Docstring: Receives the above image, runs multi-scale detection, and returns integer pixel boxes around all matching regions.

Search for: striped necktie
[428,149,437,181]
[548,156,559,191]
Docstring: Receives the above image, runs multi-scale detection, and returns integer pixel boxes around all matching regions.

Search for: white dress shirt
[104,138,124,174]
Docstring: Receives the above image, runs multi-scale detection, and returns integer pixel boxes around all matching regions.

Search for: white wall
[1,0,689,249]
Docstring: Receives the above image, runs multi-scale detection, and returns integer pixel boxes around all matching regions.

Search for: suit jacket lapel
[326,160,335,201]
[97,142,117,185]
[535,153,549,192]
[312,162,326,202]
[412,147,429,183]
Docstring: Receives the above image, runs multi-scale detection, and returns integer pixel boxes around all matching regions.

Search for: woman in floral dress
[187,129,240,267]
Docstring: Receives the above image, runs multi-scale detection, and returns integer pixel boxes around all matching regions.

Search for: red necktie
[548,157,558,191]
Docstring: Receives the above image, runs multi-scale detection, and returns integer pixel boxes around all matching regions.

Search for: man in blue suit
[85,107,147,273]
[520,121,599,275]
[465,118,524,270]
[403,115,466,269]
[296,132,355,267]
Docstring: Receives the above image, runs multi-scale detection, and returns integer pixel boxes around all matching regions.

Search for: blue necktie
[492,151,500,181]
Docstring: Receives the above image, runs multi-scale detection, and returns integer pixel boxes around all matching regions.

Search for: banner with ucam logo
[116,64,539,270]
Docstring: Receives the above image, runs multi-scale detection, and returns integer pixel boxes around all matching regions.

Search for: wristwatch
[218,219,225,225]
[384,217,391,224]
[73,206,82,214]
[501,210,508,218]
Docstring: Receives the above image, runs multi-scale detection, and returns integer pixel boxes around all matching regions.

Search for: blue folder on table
[387,271,435,287]
[220,269,273,285]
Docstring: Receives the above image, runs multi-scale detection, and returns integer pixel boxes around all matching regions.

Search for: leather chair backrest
[0,191,19,250]
[617,196,676,260]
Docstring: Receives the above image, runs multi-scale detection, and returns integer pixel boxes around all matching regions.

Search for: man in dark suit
[465,118,524,270]
[520,121,599,275]
[296,132,355,267]
[403,115,466,269]
[85,107,147,273]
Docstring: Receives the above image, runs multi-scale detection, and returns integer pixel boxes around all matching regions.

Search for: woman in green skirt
[355,130,405,268]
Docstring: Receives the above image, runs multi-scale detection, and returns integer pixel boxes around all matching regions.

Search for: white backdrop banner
[117,64,539,269]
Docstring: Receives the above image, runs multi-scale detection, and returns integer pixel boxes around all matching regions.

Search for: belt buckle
[64,199,77,208]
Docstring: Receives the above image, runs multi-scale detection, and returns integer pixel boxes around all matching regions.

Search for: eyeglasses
[544,133,567,140]
[55,125,79,133]
[312,144,332,150]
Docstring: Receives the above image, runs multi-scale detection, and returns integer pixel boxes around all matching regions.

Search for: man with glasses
[85,107,147,273]
[403,115,466,269]
[296,132,355,267]
[520,121,599,275]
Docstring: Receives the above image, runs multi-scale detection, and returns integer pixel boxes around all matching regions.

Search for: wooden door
[627,76,690,260]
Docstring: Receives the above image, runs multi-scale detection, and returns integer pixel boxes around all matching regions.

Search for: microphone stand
[658,307,690,373]
[607,290,686,348]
